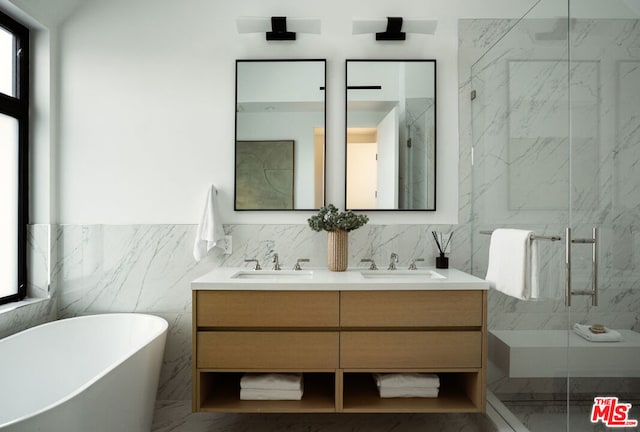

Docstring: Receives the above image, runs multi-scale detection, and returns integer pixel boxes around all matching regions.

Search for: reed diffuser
[432,231,452,269]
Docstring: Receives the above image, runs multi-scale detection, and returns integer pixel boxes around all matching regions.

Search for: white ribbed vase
[327,229,348,272]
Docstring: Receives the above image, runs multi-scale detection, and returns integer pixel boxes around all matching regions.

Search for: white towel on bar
[372,373,440,389]
[240,373,303,391]
[573,324,623,342]
[193,185,225,262]
[378,387,439,398]
[240,388,303,400]
[485,229,539,300]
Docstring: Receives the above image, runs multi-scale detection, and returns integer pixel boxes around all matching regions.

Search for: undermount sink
[359,269,446,280]
[230,270,314,279]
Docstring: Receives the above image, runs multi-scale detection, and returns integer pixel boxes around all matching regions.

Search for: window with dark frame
[0,10,29,305]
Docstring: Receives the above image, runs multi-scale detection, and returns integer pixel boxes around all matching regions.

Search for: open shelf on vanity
[197,371,337,413]
[341,371,483,413]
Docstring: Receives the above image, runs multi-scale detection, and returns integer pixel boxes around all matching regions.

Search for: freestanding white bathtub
[0,313,168,432]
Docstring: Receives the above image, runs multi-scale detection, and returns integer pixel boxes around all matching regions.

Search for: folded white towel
[372,373,440,389]
[193,185,225,262]
[574,323,623,342]
[378,387,439,398]
[240,373,303,391]
[240,388,303,401]
[485,229,540,300]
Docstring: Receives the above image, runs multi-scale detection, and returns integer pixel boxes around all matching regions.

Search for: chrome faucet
[293,258,310,270]
[244,258,261,270]
[360,258,378,270]
[387,253,399,270]
[408,258,425,270]
[272,253,281,270]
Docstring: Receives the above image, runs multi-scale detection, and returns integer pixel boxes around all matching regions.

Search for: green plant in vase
[308,204,369,271]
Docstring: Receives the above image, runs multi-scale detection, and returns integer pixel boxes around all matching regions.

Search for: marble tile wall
[0,225,57,339]
[460,18,640,399]
[0,297,57,340]
[463,17,640,331]
[53,223,471,401]
[400,98,435,209]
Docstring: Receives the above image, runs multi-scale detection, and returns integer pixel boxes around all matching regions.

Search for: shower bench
[489,329,640,378]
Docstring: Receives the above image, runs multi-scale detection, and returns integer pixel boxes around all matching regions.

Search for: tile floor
[152,400,498,432]
[504,400,640,432]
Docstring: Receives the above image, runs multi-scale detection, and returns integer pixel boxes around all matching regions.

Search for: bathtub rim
[0,312,168,429]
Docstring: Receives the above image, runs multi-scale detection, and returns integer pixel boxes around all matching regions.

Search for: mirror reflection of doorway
[345,59,436,210]
[346,128,378,209]
[346,105,399,209]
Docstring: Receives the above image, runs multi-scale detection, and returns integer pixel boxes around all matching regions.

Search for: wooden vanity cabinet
[192,290,340,413]
[192,289,487,414]
[339,290,487,413]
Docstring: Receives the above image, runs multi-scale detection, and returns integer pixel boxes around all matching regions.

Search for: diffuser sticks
[432,231,452,269]
[431,231,452,254]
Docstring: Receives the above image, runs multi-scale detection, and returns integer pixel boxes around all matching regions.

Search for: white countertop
[191,267,489,291]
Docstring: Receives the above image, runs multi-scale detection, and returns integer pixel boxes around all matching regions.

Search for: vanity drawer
[340,291,483,327]
[196,291,339,328]
[197,331,339,369]
[340,331,482,369]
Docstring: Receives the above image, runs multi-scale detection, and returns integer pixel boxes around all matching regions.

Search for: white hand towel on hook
[485,229,539,300]
[193,185,225,262]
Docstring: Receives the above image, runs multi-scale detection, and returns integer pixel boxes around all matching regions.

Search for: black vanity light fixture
[236,16,321,41]
[377,17,405,41]
[267,16,295,41]
[353,17,437,41]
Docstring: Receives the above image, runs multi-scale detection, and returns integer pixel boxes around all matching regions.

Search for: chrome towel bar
[480,227,598,306]
[479,230,562,242]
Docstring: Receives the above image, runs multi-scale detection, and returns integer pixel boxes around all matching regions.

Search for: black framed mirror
[235,59,326,210]
[345,59,436,211]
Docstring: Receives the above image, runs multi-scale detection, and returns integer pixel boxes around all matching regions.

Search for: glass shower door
[566,1,640,430]
[471,1,640,430]
[469,1,574,430]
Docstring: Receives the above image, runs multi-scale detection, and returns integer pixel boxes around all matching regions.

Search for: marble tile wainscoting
[0,225,57,339]
[51,223,472,418]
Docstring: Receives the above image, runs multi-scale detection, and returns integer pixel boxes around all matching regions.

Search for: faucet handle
[244,258,261,270]
[360,258,378,270]
[388,253,399,270]
[272,253,281,271]
[408,258,425,270]
[293,258,310,270]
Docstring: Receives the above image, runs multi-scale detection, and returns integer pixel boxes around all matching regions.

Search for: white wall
[48,0,559,225]
[7,0,640,225]
[54,0,540,225]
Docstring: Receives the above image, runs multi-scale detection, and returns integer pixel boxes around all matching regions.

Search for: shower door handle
[565,227,572,307]
[565,226,598,307]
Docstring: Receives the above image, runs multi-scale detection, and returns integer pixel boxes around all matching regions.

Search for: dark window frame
[0,10,29,305]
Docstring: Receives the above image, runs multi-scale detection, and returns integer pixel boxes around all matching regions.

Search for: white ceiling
[3,0,639,30]
[3,0,83,26]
